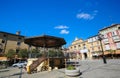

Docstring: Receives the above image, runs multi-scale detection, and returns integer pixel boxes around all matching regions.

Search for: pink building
[99,24,120,54]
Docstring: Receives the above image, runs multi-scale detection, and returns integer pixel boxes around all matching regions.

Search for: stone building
[0,31,28,61]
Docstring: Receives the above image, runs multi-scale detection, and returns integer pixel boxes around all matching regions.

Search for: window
[105,45,110,50]
[92,48,94,51]
[91,43,93,46]
[103,39,109,43]
[97,41,99,44]
[116,42,120,49]
[74,46,76,48]
[95,36,98,39]
[0,44,3,53]
[118,27,120,29]
[83,47,86,49]
[113,36,120,42]
[112,31,117,36]
[83,44,85,46]
[98,47,100,50]
[78,45,80,47]
[0,44,3,48]
[93,37,96,41]
[88,38,92,42]
[1,39,5,43]
[0,48,3,53]
[83,44,86,49]
[17,41,21,46]
[104,34,107,38]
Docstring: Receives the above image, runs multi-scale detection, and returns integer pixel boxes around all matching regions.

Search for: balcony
[105,44,110,50]
[103,39,109,44]
[113,36,120,42]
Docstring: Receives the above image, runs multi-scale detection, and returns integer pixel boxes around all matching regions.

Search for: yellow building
[69,36,101,60]
[68,37,90,60]
[87,36,102,59]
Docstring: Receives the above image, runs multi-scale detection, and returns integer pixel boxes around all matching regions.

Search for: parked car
[12,61,27,68]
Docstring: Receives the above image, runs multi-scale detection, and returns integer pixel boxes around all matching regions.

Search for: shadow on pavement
[0,72,24,78]
[0,69,9,72]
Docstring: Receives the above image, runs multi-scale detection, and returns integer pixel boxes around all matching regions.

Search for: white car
[12,61,27,68]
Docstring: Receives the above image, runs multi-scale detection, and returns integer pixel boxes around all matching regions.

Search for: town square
[0,0,120,78]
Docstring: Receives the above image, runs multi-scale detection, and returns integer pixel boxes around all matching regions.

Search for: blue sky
[0,0,120,47]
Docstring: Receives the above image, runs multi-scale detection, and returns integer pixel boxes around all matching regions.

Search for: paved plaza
[0,59,120,78]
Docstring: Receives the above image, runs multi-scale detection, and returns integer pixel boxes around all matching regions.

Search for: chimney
[16,31,21,35]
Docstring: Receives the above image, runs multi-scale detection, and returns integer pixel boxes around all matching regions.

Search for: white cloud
[60,29,69,34]
[76,13,94,20]
[54,25,70,35]
[55,25,69,29]
[76,10,98,20]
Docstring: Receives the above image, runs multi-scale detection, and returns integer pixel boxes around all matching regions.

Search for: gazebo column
[47,48,51,71]
[35,47,39,58]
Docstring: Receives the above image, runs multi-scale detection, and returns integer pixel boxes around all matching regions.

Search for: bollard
[48,67,52,71]
[27,66,31,74]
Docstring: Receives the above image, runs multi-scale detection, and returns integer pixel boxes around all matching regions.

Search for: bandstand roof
[24,35,66,48]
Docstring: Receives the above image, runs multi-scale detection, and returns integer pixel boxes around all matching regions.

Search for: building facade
[68,24,120,60]
[68,37,90,60]
[87,35,103,59]
[0,31,28,61]
[99,24,120,55]
[69,36,100,60]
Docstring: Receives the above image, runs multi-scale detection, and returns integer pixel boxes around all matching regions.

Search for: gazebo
[24,35,66,73]
[24,35,66,48]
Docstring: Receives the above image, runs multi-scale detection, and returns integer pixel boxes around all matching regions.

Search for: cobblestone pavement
[0,59,120,78]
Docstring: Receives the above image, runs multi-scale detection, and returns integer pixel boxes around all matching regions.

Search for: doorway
[84,53,87,59]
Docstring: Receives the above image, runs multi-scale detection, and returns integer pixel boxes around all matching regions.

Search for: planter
[65,67,80,76]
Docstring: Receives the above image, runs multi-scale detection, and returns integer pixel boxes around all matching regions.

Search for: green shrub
[67,65,76,70]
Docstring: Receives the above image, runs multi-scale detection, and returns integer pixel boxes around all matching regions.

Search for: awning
[0,57,8,61]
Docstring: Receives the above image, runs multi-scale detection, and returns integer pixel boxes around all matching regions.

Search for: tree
[49,50,57,57]
[57,51,64,57]
[18,49,28,59]
[5,49,16,59]
[31,49,42,58]
[48,50,64,57]
[31,49,38,53]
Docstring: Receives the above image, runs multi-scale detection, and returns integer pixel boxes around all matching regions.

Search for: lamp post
[98,34,107,64]
[63,51,67,68]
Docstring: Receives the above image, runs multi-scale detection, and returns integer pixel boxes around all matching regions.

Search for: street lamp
[98,33,107,64]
